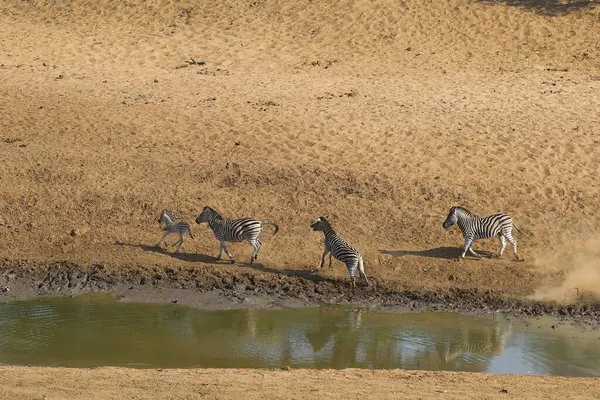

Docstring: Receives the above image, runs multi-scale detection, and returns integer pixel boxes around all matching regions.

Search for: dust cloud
[530,234,600,304]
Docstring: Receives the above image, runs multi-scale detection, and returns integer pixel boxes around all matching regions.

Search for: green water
[0,293,598,377]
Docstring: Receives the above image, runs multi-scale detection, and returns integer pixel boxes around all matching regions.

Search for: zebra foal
[156,209,194,253]
[195,206,279,264]
[310,216,369,290]
[442,206,523,261]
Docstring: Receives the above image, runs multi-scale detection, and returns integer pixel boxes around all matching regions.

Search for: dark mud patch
[1,259,600,330]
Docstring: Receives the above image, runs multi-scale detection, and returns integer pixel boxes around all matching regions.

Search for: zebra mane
[161,209,177,221]
[205,206,224,220]
[318,216,334,232]
[453,206,475,217]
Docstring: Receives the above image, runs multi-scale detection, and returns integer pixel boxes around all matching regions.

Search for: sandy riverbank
[1,367,600,400]
[2,0,600,309]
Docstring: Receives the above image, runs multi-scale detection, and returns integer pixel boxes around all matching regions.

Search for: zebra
[442,206,524,261]
[195,206,279,264]
[443,322,511,363]
[310,216,369,290]
[156,209,194,253]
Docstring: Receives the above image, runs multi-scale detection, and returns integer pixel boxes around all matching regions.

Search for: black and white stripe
[157,209,194,253]
[195,206,279,264]
[310,216,369,290]
[442,206,522,260]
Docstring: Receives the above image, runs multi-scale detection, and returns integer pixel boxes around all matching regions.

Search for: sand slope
[1,0,600,301]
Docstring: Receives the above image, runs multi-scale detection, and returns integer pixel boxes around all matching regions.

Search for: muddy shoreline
[1,259,599,329]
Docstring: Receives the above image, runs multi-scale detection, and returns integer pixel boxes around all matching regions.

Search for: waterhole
[0,293,598,376]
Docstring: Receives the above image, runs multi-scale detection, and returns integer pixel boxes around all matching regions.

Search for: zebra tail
[512,223,528,238]
[188,229,194,239]
[261,221,279,235]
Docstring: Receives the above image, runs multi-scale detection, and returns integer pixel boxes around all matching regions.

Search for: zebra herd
[157,205,524,290]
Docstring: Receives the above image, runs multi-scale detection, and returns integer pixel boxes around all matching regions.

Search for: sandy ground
[1,0,600,303]
[1,367,600,400]
[2,0,600,395]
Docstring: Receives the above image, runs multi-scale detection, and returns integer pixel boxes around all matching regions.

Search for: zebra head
[311,216,331,232]
[196,206,221,224]
[159,209,174,225]
[442,207,458,229]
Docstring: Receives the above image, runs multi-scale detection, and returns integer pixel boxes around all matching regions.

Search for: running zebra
[157,209,194,253]
[310,216,369,290]
[195,206,279,264]
[442,206,523,261]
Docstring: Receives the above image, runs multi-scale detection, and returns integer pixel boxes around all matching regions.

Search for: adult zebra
[310,216,370,290]
[195,206,279,264]
[442,206,524,261]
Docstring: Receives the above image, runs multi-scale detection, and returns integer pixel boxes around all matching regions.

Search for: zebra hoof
[229,259,235,264]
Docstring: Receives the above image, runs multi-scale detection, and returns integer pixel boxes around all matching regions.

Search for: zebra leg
[221,241,236,264]
[358,256,369,287]
[215,242,223,260]
[174,232,184,253]
[505,232,521,261]
[174,240,183,253]
[496,234,507,258]
[328,253,333,268]
[156,232,169,248]
[248,238,262,264]
[467,245,481,258]
[317,250,329,270]
[460,237,475,259]
[347,262,358,291]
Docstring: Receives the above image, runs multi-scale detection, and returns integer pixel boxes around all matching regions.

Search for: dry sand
[1,367,600,400]
[1,0,600,396]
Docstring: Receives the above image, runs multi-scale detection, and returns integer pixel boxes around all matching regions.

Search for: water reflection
[0,294,598,377]
[302,307,512,372]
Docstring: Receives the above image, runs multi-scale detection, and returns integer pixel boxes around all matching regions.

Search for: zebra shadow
[475,0,594,17]
[114,241,216,263]
[114,241,330,280]
[379,247,497,260]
